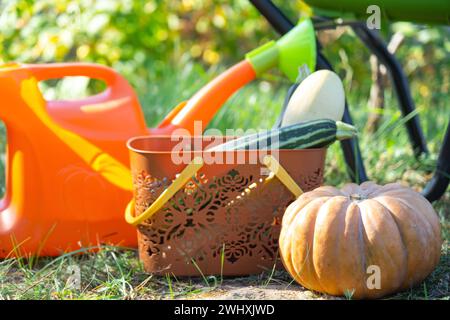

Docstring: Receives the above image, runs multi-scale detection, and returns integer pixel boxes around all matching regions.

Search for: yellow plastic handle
[125,157,204,226]
[263,155,303,198]
[125,155,303,226]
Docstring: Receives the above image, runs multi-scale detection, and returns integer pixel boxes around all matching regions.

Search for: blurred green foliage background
[0,0,448,186]
[1,0,448,97]
[1,0,290,93]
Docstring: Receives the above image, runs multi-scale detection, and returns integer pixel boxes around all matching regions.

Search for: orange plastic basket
[125,136,326,276]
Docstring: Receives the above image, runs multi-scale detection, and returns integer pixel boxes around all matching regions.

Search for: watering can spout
[159,60,257,134]
[246,18,316,82]
[159,18,316,133]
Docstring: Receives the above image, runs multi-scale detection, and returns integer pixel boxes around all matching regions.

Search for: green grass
[0,62,448,300]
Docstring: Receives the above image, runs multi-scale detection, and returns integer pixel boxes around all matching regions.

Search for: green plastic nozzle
[245,18,316,82]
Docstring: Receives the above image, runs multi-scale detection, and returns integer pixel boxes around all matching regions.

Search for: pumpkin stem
[349,193,365,201]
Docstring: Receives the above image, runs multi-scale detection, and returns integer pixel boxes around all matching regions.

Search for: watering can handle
[24,63,142,119]
[25,62,135,104]
[26,63,126,86]
[125,155,303,226]
[21,62,148,138]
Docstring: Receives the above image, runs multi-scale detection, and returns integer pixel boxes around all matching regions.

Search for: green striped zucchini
[209,119,357,151]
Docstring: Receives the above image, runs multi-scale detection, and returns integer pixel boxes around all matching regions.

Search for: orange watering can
[0,19,316,257]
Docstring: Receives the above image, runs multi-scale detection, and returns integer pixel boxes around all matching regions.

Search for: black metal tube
[423,121,450,202]
[248,0,294,34]
[352,25,429,156]
[435,121,450,175]
[316,54,368,182]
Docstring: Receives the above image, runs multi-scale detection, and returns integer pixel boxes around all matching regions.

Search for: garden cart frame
[250,0,449,202]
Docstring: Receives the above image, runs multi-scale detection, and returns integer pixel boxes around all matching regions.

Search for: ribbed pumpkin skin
[279,182,442,299]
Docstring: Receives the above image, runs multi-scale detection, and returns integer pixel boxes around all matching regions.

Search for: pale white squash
[281,70,345,126]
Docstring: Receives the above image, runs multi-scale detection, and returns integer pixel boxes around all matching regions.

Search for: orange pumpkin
[279,182,442,299]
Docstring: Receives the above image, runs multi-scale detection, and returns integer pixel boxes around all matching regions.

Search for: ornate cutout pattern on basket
[133,166,323,274]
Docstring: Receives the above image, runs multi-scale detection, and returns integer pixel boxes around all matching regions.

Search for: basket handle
[262,155,303,197]
[125,155,303,226]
